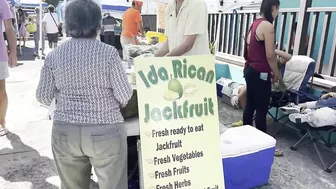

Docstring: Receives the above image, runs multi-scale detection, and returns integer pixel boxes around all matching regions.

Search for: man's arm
[137,21,144,36]
[165,35,197,56]
[275,49,292,65]
[135,12,144,36]
[155,40,169,57]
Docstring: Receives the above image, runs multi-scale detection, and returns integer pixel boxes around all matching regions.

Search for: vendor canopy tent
[99,0,131,11]
[106,0,262,14]
[207,0,262,13]
[99,0,168,13]
[8,0,47,7]
[7,0,19,5]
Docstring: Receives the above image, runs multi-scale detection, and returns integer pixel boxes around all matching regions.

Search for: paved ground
[0,41,335,189]
[218,104,336,189]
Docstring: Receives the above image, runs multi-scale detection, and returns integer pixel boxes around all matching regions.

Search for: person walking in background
[26,17,38,55]
[102,12,117,46]
[0,0,17,136]
[155,0,210,56]
[17,8,27,47]
[121,0,144,58]
[36,0,133,188]
[243,0,282,156]
[34,7,45,56]
[43,5,59,49]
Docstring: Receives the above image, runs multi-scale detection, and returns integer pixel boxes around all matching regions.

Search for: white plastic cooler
[220,125,276,189]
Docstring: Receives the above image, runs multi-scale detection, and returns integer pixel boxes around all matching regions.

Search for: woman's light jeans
[120,36,133,60]
[52,121,128,189]
[33,28,45,54]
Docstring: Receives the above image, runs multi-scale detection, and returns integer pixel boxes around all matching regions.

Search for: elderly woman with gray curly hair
[35,0,133,188]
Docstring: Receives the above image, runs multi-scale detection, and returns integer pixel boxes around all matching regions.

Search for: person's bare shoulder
[260,21,275,33]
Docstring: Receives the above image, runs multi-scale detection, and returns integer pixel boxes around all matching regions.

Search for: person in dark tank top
[243,0,282,156]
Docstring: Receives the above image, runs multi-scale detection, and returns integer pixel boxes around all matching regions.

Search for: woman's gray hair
[65,0,102,38]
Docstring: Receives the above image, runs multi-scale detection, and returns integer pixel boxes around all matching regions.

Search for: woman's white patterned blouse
[36,38,133,124]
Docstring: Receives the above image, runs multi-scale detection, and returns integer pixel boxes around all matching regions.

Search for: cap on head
[48,5,55,12]
[133,0,143,8]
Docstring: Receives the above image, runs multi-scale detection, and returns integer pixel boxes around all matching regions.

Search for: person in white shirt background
[155,0,210,57]
[43,5,59,49]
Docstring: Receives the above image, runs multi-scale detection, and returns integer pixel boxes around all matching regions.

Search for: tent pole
[214,12,223,54]
[39,1,43,65]
[62,0,67,42]
[13,6,21,55]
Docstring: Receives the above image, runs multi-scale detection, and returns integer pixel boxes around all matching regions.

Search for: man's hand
[328,92,336,98]
[321,92,336,99]
[8,52,17,68]
[165,35,197,57]
[154,40,169,57]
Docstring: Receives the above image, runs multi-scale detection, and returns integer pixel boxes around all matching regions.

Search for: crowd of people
[36,0,210,188]
[0,0,335,188]
[1,5,61,57]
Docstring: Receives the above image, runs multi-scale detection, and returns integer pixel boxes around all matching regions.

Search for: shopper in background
[155,0,210,56]
[34,7,45,56]
[121,0,144,58]
[102,12,117,46]
[0,0,17,136]
[242,0,282,156]
[17,8,27,47]
[36,0,132,188]
[43,5,59,49]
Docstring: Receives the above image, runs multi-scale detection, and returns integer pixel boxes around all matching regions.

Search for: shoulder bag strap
[49,13,58,28]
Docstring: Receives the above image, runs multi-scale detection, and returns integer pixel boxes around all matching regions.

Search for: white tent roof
[98,0,131,11]
[103,0,261,13]
[8,0,48,7]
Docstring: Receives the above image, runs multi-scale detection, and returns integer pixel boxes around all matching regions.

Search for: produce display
[124,44,159,58]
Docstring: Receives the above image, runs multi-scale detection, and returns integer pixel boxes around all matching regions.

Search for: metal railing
[142,14,157,32]
[210,8,300,59]
[142,5,336,79]
[306,7,336,77]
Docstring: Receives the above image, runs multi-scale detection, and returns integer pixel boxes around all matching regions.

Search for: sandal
[232,120,243,127]
[0,126,8,136]
[274,149,283,157]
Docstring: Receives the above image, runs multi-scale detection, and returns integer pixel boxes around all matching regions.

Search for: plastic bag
[124,44,159,58]
[26,22,37,33]
[48,98,56,120]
